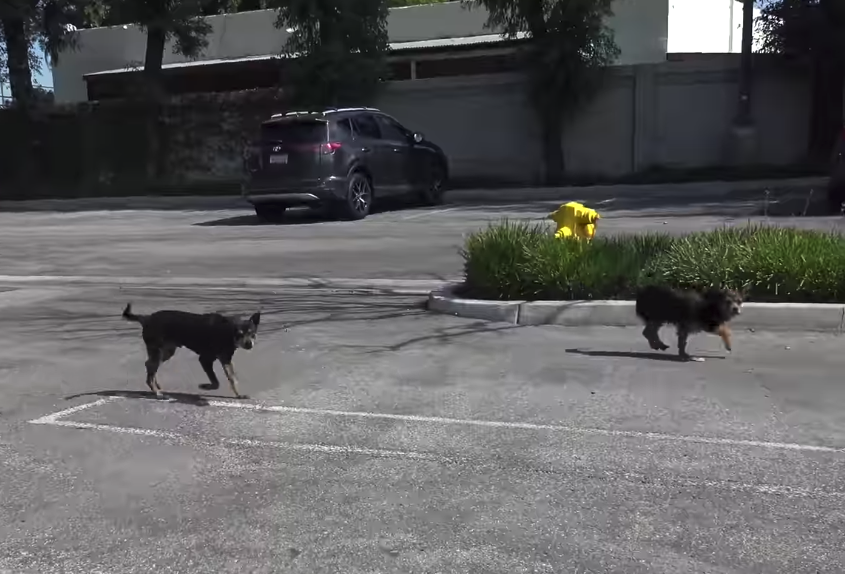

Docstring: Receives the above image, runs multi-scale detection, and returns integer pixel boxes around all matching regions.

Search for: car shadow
[565,348,725,362]
[196,196,426,227]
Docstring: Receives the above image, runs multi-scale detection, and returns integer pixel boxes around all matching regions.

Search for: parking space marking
[28,397,845,458]
[24,399,845,499]
[33,419,447,461]
[400,207,458,220]
[206,400,845,455]
[28,397,116,425]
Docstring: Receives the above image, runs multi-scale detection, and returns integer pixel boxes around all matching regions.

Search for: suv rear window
[260,120,327,143]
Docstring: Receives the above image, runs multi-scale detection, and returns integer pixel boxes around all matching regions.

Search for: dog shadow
[64,389,237,406]
[565,348,725,362]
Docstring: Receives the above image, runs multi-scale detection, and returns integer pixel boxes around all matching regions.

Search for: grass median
[460,221,845,303]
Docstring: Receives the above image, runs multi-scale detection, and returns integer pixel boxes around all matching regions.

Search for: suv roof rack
[269,110,320,119]
[330,107,381,113]
[269,106,381,119]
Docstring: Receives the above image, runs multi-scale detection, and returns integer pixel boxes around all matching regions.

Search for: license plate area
[269,154,288,165]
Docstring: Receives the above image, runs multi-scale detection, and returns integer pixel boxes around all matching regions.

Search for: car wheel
[336,172,372,220]
[254,204,287,223]
[420,163,446,206]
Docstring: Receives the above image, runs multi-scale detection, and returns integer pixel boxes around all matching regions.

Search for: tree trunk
[807,56,845,164]
[1,14,34,108]
[540,107,565,185]
[1,13,37,190]
[142,24,167,183]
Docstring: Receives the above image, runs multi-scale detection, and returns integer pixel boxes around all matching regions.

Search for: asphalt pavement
[1,186,844,573]
[0,183,840,282]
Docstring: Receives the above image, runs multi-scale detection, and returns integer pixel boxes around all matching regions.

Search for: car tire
[335,171,373,221]
[420,162,446,206]
[254,204,287,223]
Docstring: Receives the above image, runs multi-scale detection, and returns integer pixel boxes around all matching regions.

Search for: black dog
[122,304,260,399]
[635,285,742,361]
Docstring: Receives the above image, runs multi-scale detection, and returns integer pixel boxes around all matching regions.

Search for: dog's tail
[122,303,147,325]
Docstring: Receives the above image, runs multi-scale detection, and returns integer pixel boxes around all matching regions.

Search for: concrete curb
[0,176,825,212]
[445,176,827,204]
[428,284,845,332]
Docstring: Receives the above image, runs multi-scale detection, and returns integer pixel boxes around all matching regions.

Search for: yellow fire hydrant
[548,201,600,240]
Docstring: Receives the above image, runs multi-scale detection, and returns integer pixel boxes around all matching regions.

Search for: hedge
[460,221,845,303]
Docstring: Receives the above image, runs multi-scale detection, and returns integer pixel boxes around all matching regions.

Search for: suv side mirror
[413,132,424,144]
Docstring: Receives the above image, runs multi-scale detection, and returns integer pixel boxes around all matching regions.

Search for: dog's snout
[243,339,254,350]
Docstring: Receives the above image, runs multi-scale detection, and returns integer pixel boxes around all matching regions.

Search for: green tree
[0,0,93,108]
[86,0,215,99]
[274,0,390,108]
[0,0,39,107]
[75,0,244,178]
[757,0,845,161]
[463,0,619,184]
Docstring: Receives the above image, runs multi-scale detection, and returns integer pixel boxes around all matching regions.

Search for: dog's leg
[642,321,669,351]
[144,345,164,398]
[716,324,733,353]
[677,327,690,359]
[221,361,247,400]
[676,327,704,362]
[198,355,220,391]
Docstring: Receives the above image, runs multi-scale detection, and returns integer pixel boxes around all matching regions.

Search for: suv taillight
[319,142,342,155]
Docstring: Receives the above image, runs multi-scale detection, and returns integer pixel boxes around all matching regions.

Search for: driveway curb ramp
[428,284,845,332]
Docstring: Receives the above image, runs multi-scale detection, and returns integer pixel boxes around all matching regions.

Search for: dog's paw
[199,383,219,391]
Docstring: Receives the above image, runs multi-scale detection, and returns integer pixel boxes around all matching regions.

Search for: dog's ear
[249,311,261,326]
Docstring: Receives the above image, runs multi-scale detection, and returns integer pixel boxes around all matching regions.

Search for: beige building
[45,0,808,183]
[52,0,671,103]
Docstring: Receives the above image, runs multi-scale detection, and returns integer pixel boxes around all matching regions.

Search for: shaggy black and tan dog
[123,304,260,399]
[635,285,743,361]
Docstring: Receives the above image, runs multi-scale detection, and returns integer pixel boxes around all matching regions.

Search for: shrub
[461,221,845,303]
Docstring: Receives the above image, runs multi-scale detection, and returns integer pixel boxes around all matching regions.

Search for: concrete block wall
[376,55,810,183]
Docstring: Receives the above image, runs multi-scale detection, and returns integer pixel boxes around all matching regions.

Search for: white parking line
[29,397,845,458]
[25,399,845,499]
[206,400,845,455]
[400,207,458,220]
[28,397,116,425]
[34,419,446,461]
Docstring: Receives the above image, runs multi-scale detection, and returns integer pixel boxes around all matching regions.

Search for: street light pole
[729,0,758,164]
[736,0,754,125]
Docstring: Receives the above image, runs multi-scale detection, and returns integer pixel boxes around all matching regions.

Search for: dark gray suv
[242,107,450,221]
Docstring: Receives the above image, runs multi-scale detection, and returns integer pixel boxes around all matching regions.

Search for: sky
[668,0,763,53]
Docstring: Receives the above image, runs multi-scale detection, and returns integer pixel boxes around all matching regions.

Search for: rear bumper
[243,176,347,207]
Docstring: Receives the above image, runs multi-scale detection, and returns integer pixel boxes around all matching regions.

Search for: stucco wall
[144,55,807,184]
[0,56,811,196]
[52,0,669,104]
[376,55,807,183]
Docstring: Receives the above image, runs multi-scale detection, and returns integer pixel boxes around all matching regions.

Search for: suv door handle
[361,147,371,153]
